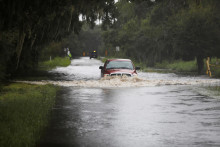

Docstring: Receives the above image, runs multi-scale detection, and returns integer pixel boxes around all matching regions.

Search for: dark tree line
[102,0,220,74]
[0,0,116,81]
[41,24,104,59]
[1,0,219,82]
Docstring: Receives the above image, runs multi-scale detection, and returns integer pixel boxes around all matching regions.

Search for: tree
[0,0,116,81]
[101,0,220,74]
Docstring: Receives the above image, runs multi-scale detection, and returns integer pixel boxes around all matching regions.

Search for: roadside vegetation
[101,0,220,75]
[0,83,59,147]
[0,0,116,83]
[0,39,72,147]
[0,54,70,147]
[39,57,71,71]
[154,60,197,73]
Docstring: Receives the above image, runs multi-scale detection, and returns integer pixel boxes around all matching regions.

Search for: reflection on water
[37,57,220,147]
[38,86,220,147]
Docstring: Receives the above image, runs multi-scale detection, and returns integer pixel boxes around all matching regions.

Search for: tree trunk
[67,6,74,32]
[196,55,204,74]
[30,34,38,69]
[54,18,61,40]
[16,25,26,70]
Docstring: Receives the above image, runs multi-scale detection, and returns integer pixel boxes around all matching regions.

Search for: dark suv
[90,50,97,59]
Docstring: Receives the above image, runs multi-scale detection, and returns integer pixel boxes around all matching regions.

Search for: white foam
[16,76,220,88]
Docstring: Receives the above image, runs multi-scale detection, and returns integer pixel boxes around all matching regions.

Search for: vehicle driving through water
[90,50,97,59]
[35,57,220,147]
[99,59,140,77]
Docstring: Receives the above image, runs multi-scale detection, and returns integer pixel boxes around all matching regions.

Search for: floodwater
[37,57,220,147]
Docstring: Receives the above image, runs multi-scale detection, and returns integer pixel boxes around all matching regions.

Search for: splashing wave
[16,76,220,88]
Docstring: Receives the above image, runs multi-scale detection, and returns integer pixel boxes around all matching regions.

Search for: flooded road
[38,57,220,147]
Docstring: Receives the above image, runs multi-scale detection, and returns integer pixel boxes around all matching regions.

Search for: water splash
[17,57,220,88]
[16,76,220,88]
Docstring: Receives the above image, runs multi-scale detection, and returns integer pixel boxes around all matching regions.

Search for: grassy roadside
[0,56,71,147]
[154,58,220,77]
[154,60,197,74]
[14,57,71,81]
[39,57,71,71]
[0,83,59,147]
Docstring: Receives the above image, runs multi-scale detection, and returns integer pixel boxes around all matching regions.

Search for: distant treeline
[102,0,220,74]
[0,0,116,82]
[40,25,103,61]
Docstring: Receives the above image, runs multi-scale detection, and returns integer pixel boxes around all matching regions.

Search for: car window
[106,61,134,70]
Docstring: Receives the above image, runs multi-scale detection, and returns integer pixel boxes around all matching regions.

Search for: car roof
[107,59,131,61]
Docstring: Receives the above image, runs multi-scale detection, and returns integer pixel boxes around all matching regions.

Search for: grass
[0,83,59,147]
[0,57,70,146]
[155,60,197,73]
[154,58,220,77]
[39,57,71,71]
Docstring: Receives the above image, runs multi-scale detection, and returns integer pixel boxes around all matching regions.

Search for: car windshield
[106,60,134,70]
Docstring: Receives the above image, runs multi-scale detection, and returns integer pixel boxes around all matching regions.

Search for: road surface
[37,57,220,147]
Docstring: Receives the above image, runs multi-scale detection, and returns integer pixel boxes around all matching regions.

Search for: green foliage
[116,0,136,24]
[101,0,220,74]
[155,60,197,72]
[78,25,104,55]
[0,0,117,81]
[39,57,71,71]
[40,42,64,61]
[0,83,59,147]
